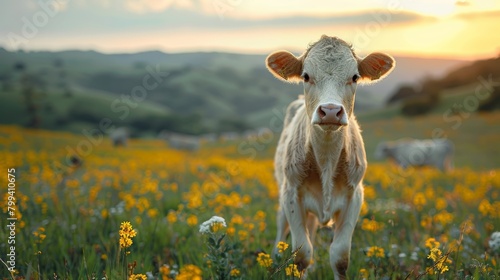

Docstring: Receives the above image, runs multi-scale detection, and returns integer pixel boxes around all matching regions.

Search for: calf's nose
[318,103,345,125]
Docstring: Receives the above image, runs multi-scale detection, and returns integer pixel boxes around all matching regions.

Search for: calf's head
[266,35,394,130]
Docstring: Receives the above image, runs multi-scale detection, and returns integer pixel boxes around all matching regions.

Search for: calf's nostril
[336,107,343,118]
[318,108,327,118]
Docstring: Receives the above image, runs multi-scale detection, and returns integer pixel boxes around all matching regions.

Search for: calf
[267,35,394,279]
[375,138,454,172]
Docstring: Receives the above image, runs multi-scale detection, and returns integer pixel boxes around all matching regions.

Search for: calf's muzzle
[316,103,348,126]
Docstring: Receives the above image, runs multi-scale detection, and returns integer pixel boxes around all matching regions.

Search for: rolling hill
[0,47,468,135]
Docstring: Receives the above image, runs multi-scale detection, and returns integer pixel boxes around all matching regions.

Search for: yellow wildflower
[187,193,203,209]
[285,264,301,277]
[187,215,198,226]
[361,218,384,232]
[425,267,436,275]
[242,194,251,204]
[413,192,426,210]
[101,209,109,219]
[254,210,266,220]
[478,199,492,216]
[212,222,224,232]
[428,247,442,262]
[435,197,447,210]
[177,264,202,280]
[427,248,452,274]
[170,182,178,192]
[33,227,46,244]
[202,181,219,194]
[147,208,159,218]
[420,215,433,229]
[119,221,137,249]
[256,252,273,268]
[364,185,376,200]
[167,211,177,224]
[244,223,254,231]
[359,268,369,279]
[366,246,385,258]
[231,214,244,225]
[227,227,236,237]
[230,268,240,277]
[129,274,147,280]
[238,230,248,241]
[276,241,289,253]
[259,221,266,232]
[425,237,440,249]
[433,210,454,226]
[159,265,171,280]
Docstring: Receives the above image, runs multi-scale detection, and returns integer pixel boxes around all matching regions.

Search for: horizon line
[2,45,497,62]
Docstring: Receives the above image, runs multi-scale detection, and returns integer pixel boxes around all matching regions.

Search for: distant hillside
[0,47,466,135]
[386,56,500,116]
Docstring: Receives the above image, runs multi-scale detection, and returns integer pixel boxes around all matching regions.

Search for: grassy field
[0,121,499,279]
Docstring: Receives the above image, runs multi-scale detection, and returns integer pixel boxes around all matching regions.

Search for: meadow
[0,121,499,280]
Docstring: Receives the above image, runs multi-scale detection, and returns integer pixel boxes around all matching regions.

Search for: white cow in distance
[159,131,200,151]
[109,127,129,147]
[375,138,454,172]
[267,35,395,279]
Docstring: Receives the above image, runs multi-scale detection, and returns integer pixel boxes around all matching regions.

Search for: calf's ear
[266,51,303,83]
[358,52,395,83]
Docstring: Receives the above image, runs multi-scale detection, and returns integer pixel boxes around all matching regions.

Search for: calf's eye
[352,74,360,83]
[303,73,310,83]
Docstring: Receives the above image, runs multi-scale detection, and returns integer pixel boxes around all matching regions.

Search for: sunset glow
[1,0,499,59]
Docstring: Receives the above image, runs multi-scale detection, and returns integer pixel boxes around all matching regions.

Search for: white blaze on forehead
[303,37,358,82]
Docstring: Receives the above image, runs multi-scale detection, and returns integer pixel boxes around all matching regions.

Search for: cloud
[124,0,177,14]
[454,9,500,19]
[455,0,470,7]
[245,10,430,29]
[188,9,427,30]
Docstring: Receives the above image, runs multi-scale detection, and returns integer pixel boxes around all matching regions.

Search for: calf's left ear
[358,53,395,82]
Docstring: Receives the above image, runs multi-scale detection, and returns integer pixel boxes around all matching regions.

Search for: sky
[1,0,500,59]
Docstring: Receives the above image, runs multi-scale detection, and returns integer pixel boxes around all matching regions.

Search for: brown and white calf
[266,35,394,279]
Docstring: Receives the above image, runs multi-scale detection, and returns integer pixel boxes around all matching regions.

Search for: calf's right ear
[266,51,303,83]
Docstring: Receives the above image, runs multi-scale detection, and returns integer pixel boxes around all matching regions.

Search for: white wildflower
[199,215,227,234]
[489,231,500,253]
[410,251,418,261]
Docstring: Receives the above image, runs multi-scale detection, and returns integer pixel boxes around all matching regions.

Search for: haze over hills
[0,47,469,135]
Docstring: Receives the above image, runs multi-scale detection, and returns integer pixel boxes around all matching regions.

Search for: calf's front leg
[282,184,313,272]
[329,185,363,280]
